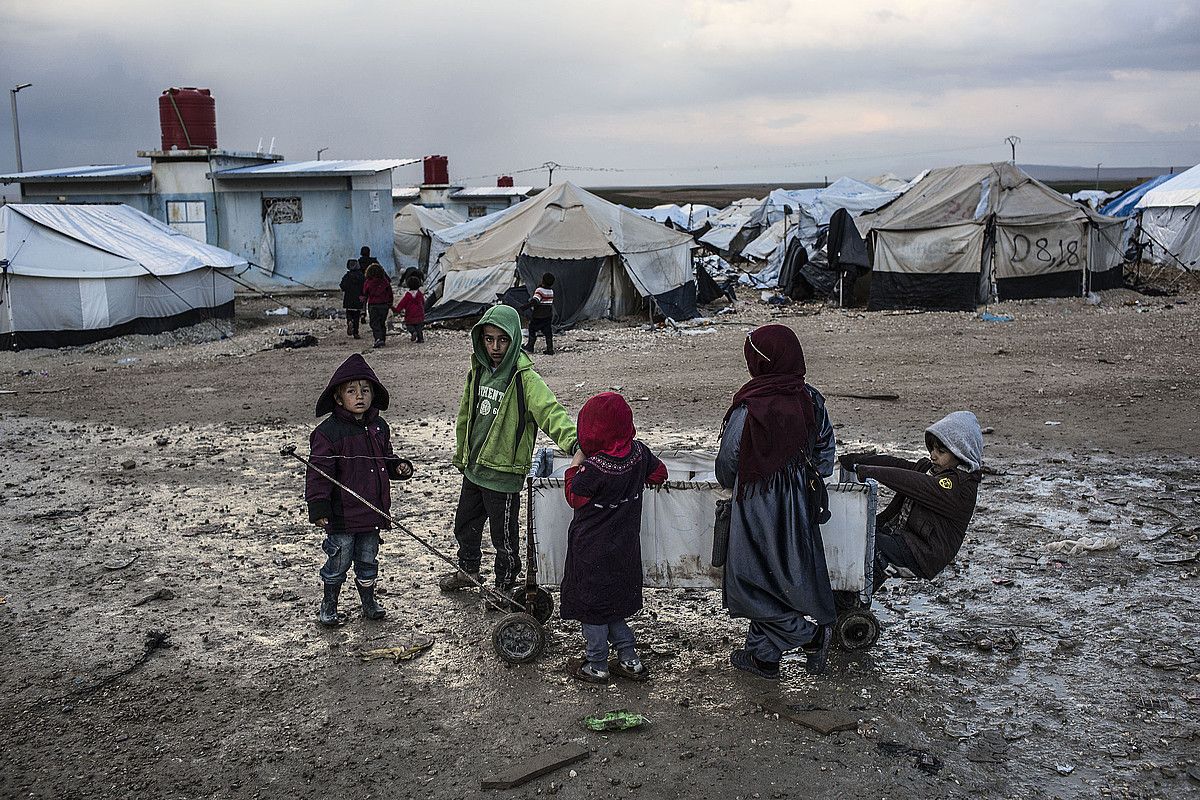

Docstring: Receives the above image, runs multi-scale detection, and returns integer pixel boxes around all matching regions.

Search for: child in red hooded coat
[561,392,668,684]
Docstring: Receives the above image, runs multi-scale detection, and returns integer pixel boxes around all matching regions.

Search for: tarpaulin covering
[434,182,696,320]
[857,163,1124,309]
[393,204,462,272]
[0,204,240,349]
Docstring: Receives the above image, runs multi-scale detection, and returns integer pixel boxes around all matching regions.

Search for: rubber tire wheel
[508,586,555,623]
[492,612,545,664]
[834,610,880,651]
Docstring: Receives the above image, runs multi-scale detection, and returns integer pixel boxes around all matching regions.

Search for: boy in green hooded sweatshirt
[440,304,578,596]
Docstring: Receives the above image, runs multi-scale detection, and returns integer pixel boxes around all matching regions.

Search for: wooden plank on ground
[480,743,589,790]
[759,696,859,735]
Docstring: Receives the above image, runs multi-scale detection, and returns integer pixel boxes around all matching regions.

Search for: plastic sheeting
[1135,163,1200,210]
[1100,174,1174,217]
[634,203,717,232]
[2,204,247,277]
[393,204,463,272]
[528,450,876,592]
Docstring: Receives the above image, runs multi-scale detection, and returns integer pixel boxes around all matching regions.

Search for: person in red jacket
[360,263,394,348]
[392,274,426,343]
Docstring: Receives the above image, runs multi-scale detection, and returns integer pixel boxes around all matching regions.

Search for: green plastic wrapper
[582,709,650,731]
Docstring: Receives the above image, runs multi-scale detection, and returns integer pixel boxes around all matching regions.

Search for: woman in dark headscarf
[717,324,837,678]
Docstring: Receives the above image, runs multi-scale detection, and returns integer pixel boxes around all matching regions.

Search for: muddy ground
[1,287,1198,800]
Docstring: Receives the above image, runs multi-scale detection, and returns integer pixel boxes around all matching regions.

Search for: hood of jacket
[926,410,984,472]
[315,353,390,416]
[471,304,525,376]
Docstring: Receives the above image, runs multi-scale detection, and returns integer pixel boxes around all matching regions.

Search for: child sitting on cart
[561,392,668,684]
[839,410,984,591]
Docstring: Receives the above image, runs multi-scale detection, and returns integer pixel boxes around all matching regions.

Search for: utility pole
[10,82,32,173]
[542,161,560,187]
[316,147,329,161]
[1004,135,1021,162]
[1095,163,1102,190]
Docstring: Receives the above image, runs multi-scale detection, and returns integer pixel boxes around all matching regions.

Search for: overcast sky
[2,0,1199,187]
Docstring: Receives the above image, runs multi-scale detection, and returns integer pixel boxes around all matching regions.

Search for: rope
[135,264,230,340]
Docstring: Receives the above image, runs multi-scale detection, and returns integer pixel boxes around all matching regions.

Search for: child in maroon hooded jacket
[306,354,412,626]
[561,392,668,684]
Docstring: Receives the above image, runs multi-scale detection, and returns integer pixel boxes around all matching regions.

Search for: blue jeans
[582,619,636,666]
[319,530,381,586]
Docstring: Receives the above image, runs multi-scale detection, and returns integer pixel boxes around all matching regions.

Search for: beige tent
[433,182,697,322]
[392,204,463,274]
[856,162,1124,310]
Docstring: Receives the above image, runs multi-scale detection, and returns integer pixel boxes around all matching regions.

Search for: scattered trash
[827,392,900,401]
[272,334,319,350]
[103,554,139,571]
[1044,536,1119,555]
[480,743,589,790]
[1154,551,1200,565]
[1055,763,1075,775]
[132,588,176,607]
[581,709,650,732]
[71,629,172,695]
[265,306,290,316]
[991,577,1015,586]
[360,639,434,663]
[980,312,1014,323]
[877,741,944,774]
[1044,421,1062,426]
[758,697,858,734]
[116,357,139,365]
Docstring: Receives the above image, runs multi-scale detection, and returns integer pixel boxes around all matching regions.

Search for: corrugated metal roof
[215,159,420,179]
[392,187,420,199]
[450,186,535,198]
[0,164,151,183]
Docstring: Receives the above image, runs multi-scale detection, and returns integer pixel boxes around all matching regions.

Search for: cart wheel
[509,587,555,623]
[834,610,880,651]
[492,612,545,664]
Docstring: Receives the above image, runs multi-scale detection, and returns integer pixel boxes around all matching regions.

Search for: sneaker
[438,569,480,592]
[609,657,649,682]
[730,649,779,679]
[566,657,609,684]
[543,349,555,355]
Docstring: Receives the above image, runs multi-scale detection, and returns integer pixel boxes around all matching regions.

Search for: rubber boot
[346,318,354,337]
[318,582,341,626]
[357,581,386,620]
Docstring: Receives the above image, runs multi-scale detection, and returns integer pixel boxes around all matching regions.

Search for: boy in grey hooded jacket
[839,410,984,590]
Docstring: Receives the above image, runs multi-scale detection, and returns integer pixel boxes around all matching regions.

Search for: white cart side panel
[530,477,876,592]
[537,450,718,482]
[822,482,875,593]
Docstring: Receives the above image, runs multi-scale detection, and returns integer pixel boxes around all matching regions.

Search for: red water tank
[497,175,514,187]
[423,155,449,185]
[158,88,217,151]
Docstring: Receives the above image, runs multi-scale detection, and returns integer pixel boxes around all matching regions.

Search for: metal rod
[280,444,510,608]
[10,85,30,173]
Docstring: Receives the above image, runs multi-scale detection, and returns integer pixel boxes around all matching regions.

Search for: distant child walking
[306,354,412,625]
[440,304,578,596]
[522,272,556,355]
[561,392,667,684]
[339,259,365,339]
[839,410,984,591]
[360,263,394,348]
[392,274,426,343]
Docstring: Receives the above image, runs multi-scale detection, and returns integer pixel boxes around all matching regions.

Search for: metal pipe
[10,83,32,173]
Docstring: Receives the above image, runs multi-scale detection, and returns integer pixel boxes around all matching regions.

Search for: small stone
[121,459,137,470]
[568,770,577,779]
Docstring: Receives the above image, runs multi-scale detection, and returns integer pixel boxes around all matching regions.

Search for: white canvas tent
[433,182,698,323]
[855,163,1125,310]
[634,203,718,232]
[1133,163,1200,269]
[696,198,762,255]
[0,204,242,349]
[392,204,463,274]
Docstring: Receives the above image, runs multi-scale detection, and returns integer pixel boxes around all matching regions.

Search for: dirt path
[1,290,1197,799]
